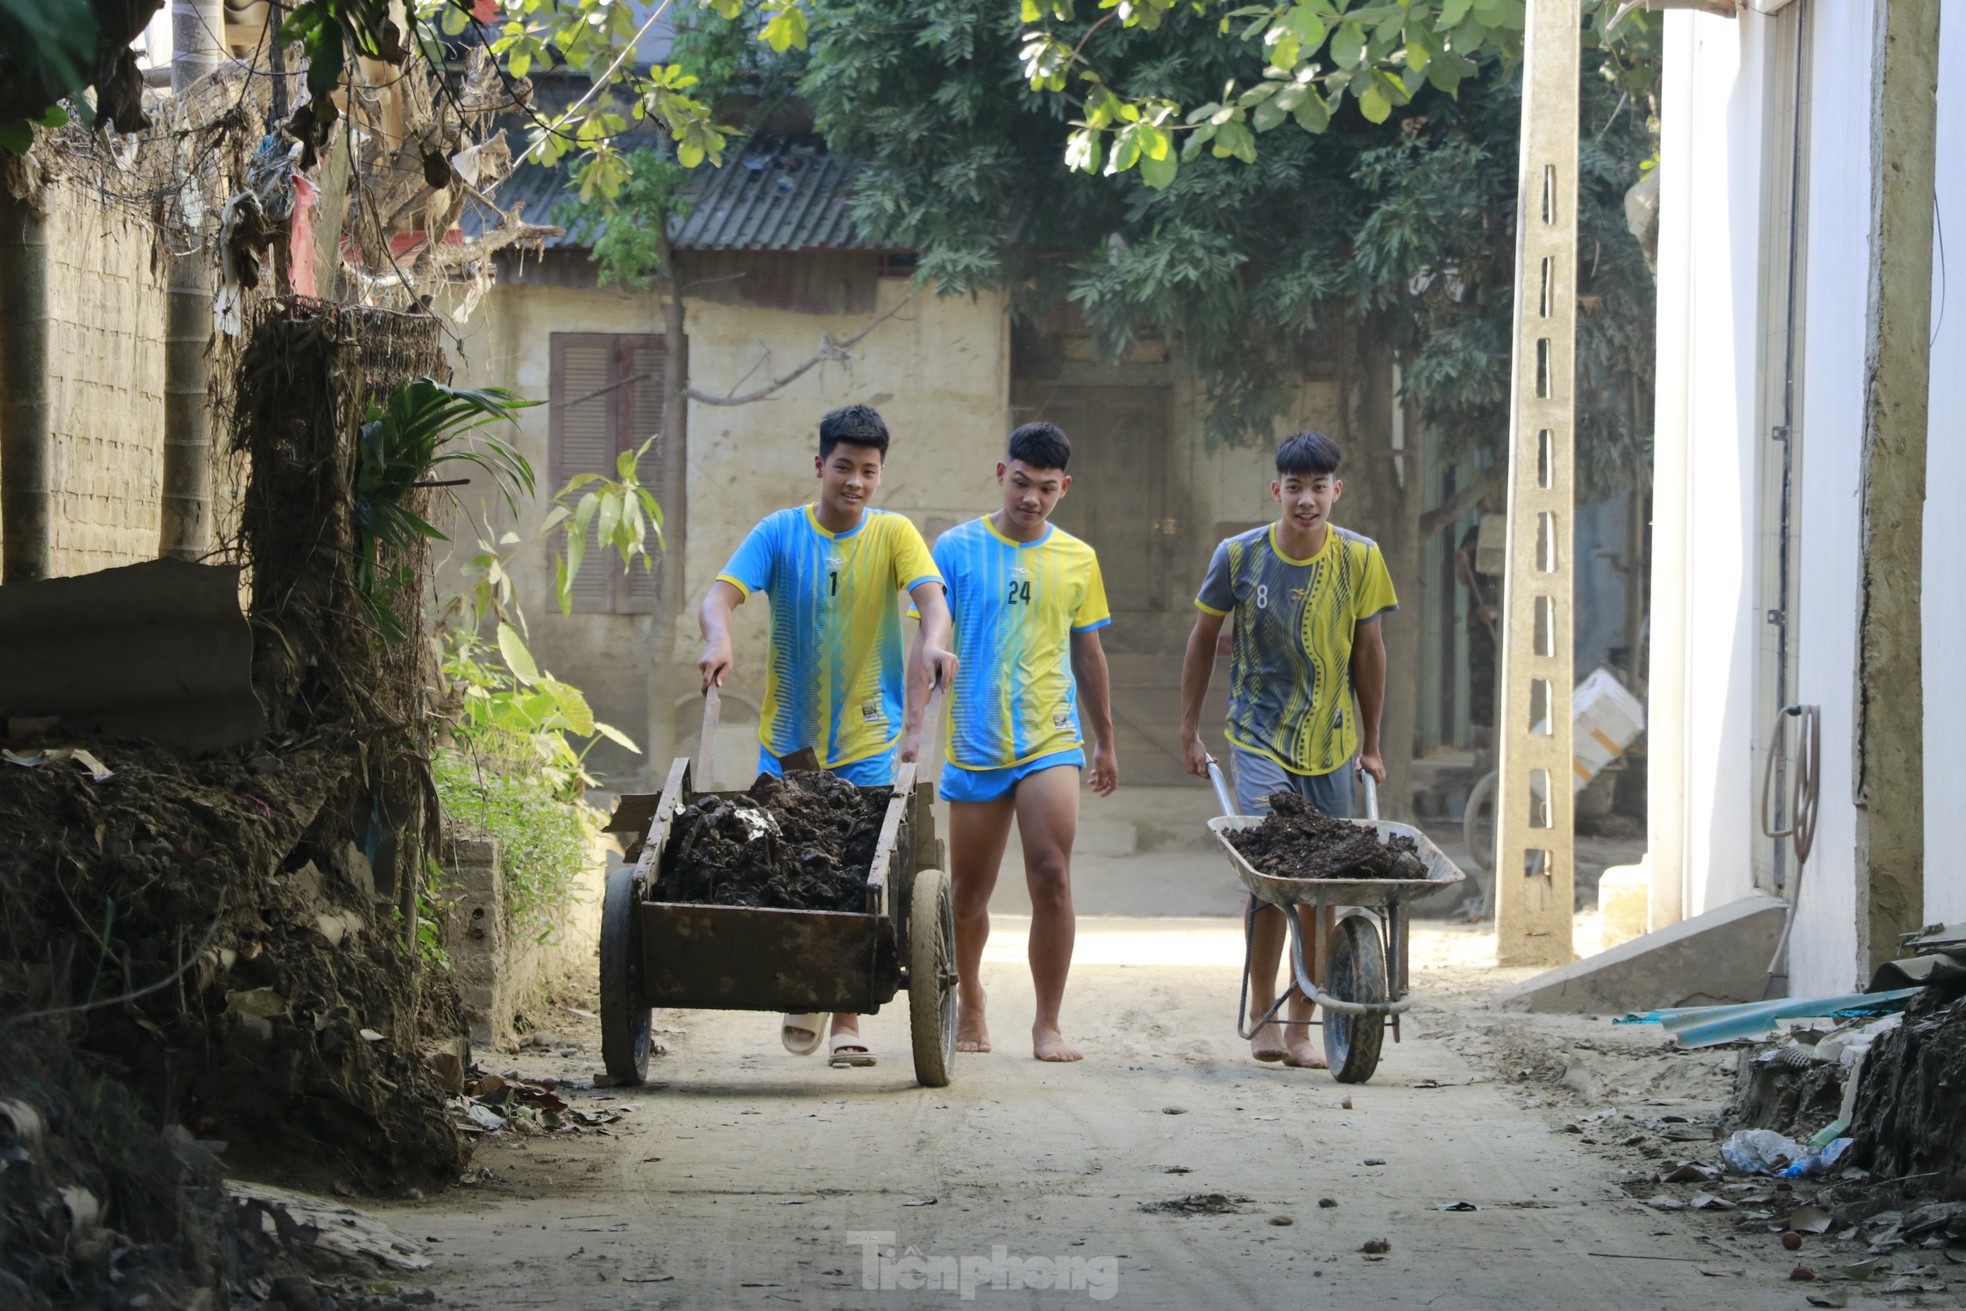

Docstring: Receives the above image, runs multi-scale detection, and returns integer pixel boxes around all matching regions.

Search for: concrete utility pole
[159,0,225,561]
[1854,0,1937,976]
[1493,0,1580,967]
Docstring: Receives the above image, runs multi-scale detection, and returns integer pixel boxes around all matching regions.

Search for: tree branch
[1418,465,1508,538]
[678,292,917,408]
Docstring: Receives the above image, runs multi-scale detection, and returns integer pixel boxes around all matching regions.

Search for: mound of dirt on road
[1227,791,1427,881]
[0,735,465,1196]
[1851,988,1966,1189]
[656,770,890,911]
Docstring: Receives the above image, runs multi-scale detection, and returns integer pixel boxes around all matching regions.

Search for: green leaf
[1331,21,1366,68]
[1253,99,1287,132]
[1292,90,1332,132]
[1440,0,1477,25]
[597,489,622,548]
[1139,150,1178,189]
[1358,83,1391,123]
[547,681,596,736]
[760,5,807,52]
[1286,4,1329,49]
[593,722,642,753]
[497,622,540,685]
[1065,128,1102,174]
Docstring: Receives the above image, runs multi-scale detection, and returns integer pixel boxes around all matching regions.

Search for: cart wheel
[1462,769,1497,875]
[907,868,957,1088]
[1322,913,1388,1084]
[600,865,652,1086]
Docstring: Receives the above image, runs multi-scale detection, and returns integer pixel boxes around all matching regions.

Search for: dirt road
[377,919,1841,1310]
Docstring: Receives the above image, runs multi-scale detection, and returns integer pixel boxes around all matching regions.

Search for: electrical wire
[1760,703,1820,977]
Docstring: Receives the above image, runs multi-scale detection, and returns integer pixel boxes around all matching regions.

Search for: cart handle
[1209,756,1380,822]
[1205,758,1238,819]
[697,684,721,790]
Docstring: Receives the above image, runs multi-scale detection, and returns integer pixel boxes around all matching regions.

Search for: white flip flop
[828,1033,876,1068]
[781,1012,825,1056]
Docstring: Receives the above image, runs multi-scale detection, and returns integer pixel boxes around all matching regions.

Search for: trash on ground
[1140,1194,1251,1215]
[1661,1161,1721,1183]
[1,746,115,780]
[1360,1238,1391,1254]
[1721,1129,1804,1175]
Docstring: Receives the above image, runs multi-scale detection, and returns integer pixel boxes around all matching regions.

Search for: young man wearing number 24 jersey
[930,422,1118,1063]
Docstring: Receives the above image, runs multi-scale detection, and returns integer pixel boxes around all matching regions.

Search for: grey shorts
[1230,744,1356,819]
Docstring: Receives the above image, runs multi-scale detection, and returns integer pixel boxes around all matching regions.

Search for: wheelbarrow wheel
[1322,913,1388,1084]
[907,868,957,1088]
[600,865,652,1086]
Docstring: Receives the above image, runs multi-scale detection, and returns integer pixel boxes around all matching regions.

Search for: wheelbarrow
[597,687,957,1088]
[1205,762,1467,1083]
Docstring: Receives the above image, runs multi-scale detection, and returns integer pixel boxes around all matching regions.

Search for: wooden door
[1009,385,1172,613]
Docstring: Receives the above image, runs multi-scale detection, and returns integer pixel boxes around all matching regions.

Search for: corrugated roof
[671,136,891,252]
[464,135,893,254]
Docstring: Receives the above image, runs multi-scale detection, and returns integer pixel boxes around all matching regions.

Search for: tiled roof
[466,135,894,254]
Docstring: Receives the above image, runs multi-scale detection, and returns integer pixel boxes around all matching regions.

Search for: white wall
[1655,0,1964,994]
[1782,0,1872,996]
[1651,10,1770,925]
[1925,3,1966,927]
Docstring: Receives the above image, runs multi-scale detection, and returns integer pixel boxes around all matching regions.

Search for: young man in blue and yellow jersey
[1177,432,1397,1069]
[932,422,1117,1063]
[696,404,957,1068]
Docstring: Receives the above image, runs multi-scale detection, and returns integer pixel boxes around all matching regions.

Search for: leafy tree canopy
[801,0,1653,484]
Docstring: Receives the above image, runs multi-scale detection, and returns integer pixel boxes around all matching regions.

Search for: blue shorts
[758,744,896,788]
[940,748,1085,804]
[1229,744,1355,819]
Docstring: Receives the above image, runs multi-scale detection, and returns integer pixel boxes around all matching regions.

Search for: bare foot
[1032,1026,1082,1062]
[1282,1036,1328,1070]
[956,989,991,1053]
[1249,1020,1287,1063]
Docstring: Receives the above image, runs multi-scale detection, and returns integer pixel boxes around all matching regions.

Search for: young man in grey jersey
[1177,432,1398,1068]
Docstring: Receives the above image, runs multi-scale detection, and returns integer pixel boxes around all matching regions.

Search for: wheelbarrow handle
[1205,758,1237,819]
[697,684,720,790]
[1360,767,1379,822]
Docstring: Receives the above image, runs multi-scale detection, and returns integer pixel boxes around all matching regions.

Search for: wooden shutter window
[549,332,672,615]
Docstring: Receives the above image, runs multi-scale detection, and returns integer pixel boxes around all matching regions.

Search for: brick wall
[42,184,169,576]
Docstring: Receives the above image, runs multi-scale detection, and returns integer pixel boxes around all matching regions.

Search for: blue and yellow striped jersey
[934,516,1111,770]
[1196,523,1398,777]
[717,505,940,768]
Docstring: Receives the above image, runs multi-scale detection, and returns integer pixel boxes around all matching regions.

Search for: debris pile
[0,1031,442,1310]
[1226,791,1426,881]
[441,1067,632,1142]
[657,770,890,910]
[0,735,466,1195]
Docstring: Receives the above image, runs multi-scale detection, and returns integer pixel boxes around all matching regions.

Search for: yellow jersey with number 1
[716,504,940,768]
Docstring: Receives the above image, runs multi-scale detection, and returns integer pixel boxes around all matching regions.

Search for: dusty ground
[357,914,1964,1311]
[338,787,1949,1309]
